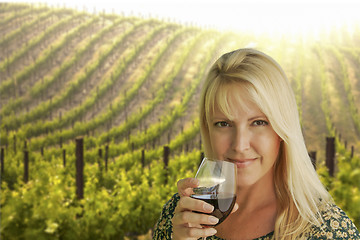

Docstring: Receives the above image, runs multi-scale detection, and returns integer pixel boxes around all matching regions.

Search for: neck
[214,169,278,240]
[236,171,277,213]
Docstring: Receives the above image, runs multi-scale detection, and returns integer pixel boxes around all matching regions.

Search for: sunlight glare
[4,0,360,36]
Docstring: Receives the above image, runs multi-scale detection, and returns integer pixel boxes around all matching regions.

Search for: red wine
[191,193,236,226]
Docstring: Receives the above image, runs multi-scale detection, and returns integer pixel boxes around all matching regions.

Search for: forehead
[211,83,264,120]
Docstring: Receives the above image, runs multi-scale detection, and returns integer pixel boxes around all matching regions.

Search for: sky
[3,0,360,35]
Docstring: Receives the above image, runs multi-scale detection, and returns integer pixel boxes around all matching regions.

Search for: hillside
[1,3,359,160]
[0,3,359,239]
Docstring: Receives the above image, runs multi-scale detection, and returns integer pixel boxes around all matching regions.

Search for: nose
[232,128,251,153]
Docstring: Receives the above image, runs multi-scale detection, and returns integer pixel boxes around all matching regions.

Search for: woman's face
[208,85,281,188]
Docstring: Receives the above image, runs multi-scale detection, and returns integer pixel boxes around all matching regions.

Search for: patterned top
[153,193,360,239]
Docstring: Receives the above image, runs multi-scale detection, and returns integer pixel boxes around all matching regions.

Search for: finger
[175,196,214,214]
[231,203,239,214]
[177,178,199,196]
[173,225,217,239]
[173,210,219,226]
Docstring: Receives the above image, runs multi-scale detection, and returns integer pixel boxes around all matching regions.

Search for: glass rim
[202,157,236,164]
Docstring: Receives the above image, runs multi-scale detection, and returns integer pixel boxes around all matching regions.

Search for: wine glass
[191,157,237,238]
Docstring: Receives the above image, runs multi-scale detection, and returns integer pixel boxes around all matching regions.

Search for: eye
[214,121,230,128]
[252,120,269,126]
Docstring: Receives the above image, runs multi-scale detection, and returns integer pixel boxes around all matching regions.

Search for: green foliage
[0,143,201,239]
[313,44,360,227]
[0,12,86,97]
[1,2,360,239]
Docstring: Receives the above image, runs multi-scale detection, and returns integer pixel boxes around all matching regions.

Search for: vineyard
[0,2,359,239]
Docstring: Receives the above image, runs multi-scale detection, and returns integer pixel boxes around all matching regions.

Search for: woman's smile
[208,84,282,187]
[227,157,258,168]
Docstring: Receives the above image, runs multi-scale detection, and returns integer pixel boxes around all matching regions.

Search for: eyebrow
[248,115,268,121]
[210,114,267,122]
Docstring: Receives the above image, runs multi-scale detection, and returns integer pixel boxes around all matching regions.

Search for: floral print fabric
[153,193,360,239]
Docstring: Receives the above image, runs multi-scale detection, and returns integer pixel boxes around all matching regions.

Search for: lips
[228,158,257,168]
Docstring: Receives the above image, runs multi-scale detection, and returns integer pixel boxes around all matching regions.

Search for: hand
[171,178,223,239]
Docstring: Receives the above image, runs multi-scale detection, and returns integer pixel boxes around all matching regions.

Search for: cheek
[259,132,281,160]
[209,130,231,157]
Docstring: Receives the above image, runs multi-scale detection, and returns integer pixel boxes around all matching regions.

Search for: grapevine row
[0,5,49,43]
[327,45,360,135]
[27,21,175,138]
[23,27,199,152]
[0,12,88,96]
[17,24,186,149]
[0,8,72,58]
[313,44,360,227]
[0,18,153,132]
[1,141,201,239]
[110,32,224,152]
[1,17,134,127]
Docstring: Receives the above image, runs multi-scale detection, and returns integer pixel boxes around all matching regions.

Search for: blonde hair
[199,48,331,239]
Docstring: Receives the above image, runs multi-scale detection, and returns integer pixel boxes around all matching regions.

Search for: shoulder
[152,193,180,239]
[306,202,360,239]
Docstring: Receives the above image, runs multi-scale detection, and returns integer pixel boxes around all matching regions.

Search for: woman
[153,48,359,239]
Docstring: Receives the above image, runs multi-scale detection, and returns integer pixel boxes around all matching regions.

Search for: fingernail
[191,178,199,185]
[209,216,219,224]
[204,204,214,212]
[208,228,217,235]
